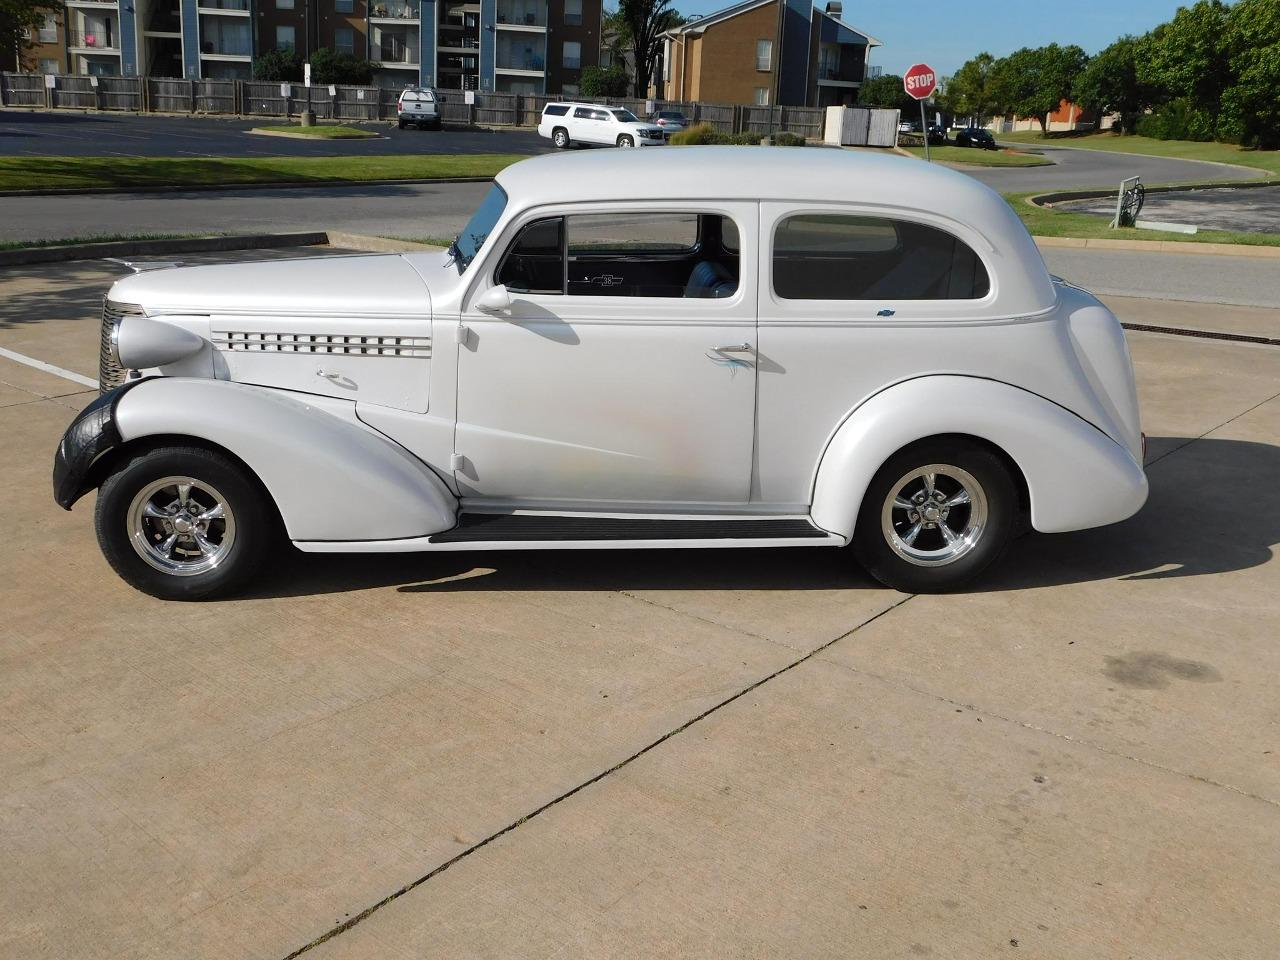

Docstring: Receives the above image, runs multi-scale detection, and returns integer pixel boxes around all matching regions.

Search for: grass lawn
[905,145,1052,167]
[251,124,378,139]
[996,131,1280,178]
[1006,191,1280,247]
[0,154,523,192]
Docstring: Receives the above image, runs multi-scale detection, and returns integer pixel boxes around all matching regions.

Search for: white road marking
[0,347,98,388]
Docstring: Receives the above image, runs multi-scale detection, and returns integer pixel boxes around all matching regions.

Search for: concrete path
[2,252,1280,959]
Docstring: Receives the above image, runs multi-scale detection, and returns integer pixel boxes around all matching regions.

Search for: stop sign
[903,63,937,101]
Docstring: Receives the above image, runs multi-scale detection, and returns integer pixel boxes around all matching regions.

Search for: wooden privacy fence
[0,73,829,138]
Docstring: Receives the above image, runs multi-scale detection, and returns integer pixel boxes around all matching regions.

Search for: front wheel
[617,134,635,148]
[852,439,1018,593]
[94,445,274,600]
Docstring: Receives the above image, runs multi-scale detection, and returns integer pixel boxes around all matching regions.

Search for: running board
[293,514,845,554]
[430,513,830,543]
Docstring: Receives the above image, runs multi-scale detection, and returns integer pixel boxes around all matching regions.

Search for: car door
[454,203,758,508]
[570,107,598,143]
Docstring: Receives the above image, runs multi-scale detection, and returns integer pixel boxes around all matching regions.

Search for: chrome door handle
[712,342,752,353]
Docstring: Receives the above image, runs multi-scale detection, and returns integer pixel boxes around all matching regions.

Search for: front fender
[114,378,457,541]
[810,376,1148,539]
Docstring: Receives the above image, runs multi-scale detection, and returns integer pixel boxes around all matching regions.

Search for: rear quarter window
[543,104,569,116]
[772,214,990,301]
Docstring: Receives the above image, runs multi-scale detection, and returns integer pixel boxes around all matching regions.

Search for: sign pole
[920,99,930,162]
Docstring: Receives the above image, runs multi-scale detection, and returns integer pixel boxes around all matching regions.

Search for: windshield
[451,184,507,272]
[611,109,639,123]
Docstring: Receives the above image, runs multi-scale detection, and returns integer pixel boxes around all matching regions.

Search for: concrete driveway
[2,253,1280,959]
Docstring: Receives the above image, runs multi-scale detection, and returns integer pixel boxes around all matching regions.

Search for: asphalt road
[1056,184,1280,234]
[0,109,550,157]
[962,143,1263,192]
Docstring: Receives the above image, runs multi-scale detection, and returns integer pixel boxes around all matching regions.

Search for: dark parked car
[954,127,997,150]
[927,124,947,145]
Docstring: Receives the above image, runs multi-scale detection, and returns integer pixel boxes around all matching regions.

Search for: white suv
[538,102,665,149]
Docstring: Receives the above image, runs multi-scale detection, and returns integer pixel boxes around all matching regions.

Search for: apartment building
[659,0,878,108]
[4,0,599,90]
[4,8,68,74]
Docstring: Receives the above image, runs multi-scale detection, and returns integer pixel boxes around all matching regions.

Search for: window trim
[763,204,998,315]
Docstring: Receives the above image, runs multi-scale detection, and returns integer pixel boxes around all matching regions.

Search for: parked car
[648,110,690,136]
[927,124,947,145]
[396,87,441,130]
[538,102,665,148]
[897,120,920,134]
[954,126,997,150]
[54,149,1147,600]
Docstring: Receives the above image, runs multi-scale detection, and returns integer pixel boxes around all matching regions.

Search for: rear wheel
[552,127,570,148]
[852,439,1017,593]
[94,445,273,601]
[617,134,635,148]
[397,118,407,129]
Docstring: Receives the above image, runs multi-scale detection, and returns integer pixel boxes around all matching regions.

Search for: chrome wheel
[553,128,568,148]
[880,463,988,567]
[617,135,634,148]
[127,475,236,577]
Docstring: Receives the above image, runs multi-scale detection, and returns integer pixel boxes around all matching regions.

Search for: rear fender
[810,376,1148,538]
[114,378,457,541]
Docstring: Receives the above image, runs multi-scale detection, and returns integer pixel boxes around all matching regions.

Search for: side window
[573,107,595,120]
[544,104,569,116]
[772,214,990,301]
[497,217,565,294]
[566,213,738,299]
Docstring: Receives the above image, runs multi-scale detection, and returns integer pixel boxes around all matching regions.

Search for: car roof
[494,147,1056,315]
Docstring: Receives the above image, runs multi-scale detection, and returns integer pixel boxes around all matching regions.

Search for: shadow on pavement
[238,436,1280,600]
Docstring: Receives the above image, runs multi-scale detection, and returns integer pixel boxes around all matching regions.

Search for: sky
[673,0,1194,78]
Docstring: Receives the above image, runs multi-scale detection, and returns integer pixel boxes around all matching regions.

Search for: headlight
[115,316,207,371]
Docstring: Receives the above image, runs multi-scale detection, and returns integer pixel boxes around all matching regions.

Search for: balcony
[496,0,545,28]
[68,30,120,50]
[817,62,864,84]
[198,0,250,11]
[438,34,479,50]
[370,0,419,20]
[372,26,420,65]
[496,34,545,73]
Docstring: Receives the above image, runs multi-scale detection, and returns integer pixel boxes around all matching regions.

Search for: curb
[325,232,445,253]
[247,127,383,141]
[1033,235,1280,258]
[0,175,498,198]
[0,232,328,266]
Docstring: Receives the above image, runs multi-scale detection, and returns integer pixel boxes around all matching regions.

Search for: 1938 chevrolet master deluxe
[54,148,1147,599]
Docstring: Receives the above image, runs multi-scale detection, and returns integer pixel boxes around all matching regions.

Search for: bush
[309,49,373,86]
[253,48,304,83]
[669,123,805,146]
[580,65,629,98]
[1134,98,1219,141]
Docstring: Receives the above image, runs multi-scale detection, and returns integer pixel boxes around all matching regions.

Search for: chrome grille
[211,331,431,358]
[98,299,143,394]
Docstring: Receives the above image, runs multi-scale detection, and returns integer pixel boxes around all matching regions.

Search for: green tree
[1136,0,1232,112]
[254,48,304,82]
[0,0,46,62]
[1072,36,1152,134]
[580,64,630,97]
[991,43,1088,132]
[856,73,916,114]
[309,48,373,85]
[1219,0,1280,147]
[616,0,684,97]
[939,52,1002,125]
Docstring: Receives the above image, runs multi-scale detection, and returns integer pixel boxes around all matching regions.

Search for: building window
[562,40,580,70]
[276,0,295,8]
[754,87,768,105]
[37,14,58,43]
[563,0,581,26]
[39,58,60,74]
[772,215,991,301]
[335,0,353,10]
[276,24,296,49]
[755,38,771,71]
[334,26,354,54]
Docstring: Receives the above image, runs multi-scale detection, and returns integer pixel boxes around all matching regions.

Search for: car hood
[110,253,431,319]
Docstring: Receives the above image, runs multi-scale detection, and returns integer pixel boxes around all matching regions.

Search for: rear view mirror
[475,285,513,315]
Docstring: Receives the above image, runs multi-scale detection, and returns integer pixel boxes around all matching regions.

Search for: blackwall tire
[553,127,569,148]
[94,445,273,601]
[852,439,1018,593]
